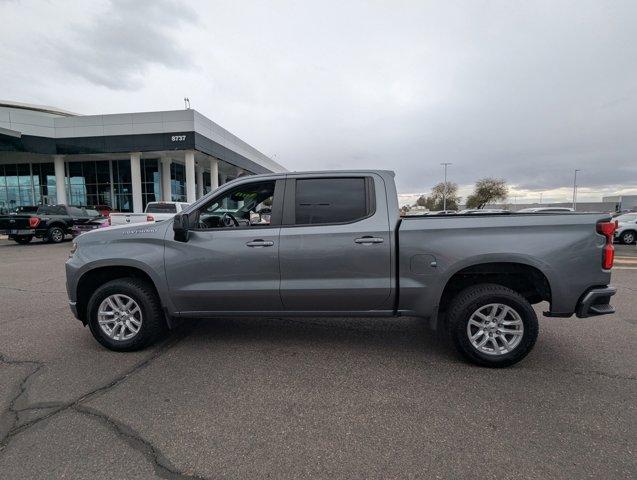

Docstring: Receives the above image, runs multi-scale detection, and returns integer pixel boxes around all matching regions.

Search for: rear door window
[68,207,87,216]
[294,178,371,225]
[41,206,67,215]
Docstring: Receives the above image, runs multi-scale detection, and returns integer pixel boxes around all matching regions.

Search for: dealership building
[0,100,286,213]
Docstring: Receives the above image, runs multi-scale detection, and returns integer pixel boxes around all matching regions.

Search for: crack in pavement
[73,405,209,480]
[0,354,45,442]
[0,322,201,480]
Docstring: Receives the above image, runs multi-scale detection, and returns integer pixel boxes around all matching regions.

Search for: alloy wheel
[97,294,143,341]
[466,303,524,355]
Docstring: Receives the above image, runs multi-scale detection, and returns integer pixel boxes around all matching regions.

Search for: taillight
[146,215,155,222]
[597,221,617,270]
[29,217,40,228]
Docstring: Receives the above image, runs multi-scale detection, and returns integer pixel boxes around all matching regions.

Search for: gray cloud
[51,0,198,89]
[1,0,635,200]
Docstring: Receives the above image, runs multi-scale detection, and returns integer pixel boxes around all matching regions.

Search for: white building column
[53,155,67,205]
[196,164,204,199]
[161,158,172,202]
[130,152,143,213]
[210,157,219,190]
[185,150,196,204]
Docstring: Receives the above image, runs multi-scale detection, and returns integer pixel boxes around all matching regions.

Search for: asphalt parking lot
[0,239,635,479]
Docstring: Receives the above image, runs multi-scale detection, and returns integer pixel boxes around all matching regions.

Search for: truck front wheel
[446,284,538,367]
[86,278,167,351]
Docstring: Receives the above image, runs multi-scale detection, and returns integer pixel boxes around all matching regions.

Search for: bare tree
[415,182,460,211]
[465,178,508,209]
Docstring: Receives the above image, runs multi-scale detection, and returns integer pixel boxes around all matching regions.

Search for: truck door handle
[354,236,384,244]
[246,239,274,247]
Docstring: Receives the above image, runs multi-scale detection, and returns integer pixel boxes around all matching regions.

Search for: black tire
[620,230,636,245]
[46,226,65,243]
[87,278,167,351]
[13,235,33,244]
[446,283,539,368]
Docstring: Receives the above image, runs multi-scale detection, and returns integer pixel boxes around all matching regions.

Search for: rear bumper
[575,286,616,318]
[0,229,34,236]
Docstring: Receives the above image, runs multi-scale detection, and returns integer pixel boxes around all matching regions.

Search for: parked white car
[614,212,637,244]
[109,202,190,226]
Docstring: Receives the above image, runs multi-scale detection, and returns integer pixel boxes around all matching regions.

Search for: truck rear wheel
[45,226,65,243]
[86,278,167,351]
[446,283,538,368]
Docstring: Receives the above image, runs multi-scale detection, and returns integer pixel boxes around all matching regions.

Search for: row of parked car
[0,201,189,244]
[407,206,574,216]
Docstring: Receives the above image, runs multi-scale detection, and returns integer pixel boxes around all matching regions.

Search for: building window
[0,163,36,212]
[66,160,112,208]
[31,162,57,205]
[141,158,160,209]
[171,162,186,202]
[112,159,133,212]
[204,170,212,194]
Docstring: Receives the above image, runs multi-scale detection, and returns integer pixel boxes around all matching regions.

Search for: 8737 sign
[171,135,187,142]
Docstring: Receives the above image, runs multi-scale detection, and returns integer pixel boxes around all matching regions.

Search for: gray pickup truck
[65,170,616,367]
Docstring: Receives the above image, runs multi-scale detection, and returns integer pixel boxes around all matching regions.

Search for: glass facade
[141,158,161,208]
[0,157,225,214]
[112,159,133,212]
[66,160,112,208]
[0,163,34,211]
[32,162,57,205]
[204,171,212,194]
[170,162,186,202]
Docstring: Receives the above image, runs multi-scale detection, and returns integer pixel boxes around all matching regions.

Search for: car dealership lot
[0,240,635,479]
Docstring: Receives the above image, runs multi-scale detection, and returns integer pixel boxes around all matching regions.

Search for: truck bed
[397,212,612,319]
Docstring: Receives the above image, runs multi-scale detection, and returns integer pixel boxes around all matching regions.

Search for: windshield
[146,203,177,214]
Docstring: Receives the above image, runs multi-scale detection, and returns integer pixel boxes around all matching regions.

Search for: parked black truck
[0,205,95,244]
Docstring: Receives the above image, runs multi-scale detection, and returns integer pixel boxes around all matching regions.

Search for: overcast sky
[1,0,635,203]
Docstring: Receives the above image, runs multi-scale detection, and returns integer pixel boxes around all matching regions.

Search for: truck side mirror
[173,212,190,242]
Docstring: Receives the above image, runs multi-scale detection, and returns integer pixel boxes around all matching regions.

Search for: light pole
[441,162,452,211]
[572,169,580,211]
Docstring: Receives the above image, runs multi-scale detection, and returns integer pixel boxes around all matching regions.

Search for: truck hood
[73,220,172,244]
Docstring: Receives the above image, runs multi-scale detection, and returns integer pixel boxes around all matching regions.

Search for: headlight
[69,242,78,258]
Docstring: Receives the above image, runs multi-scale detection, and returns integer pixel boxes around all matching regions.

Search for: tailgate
[0,215,34,230]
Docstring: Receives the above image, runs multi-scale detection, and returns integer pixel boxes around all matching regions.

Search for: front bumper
[68,301,80,320]
[575,286,616,318]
